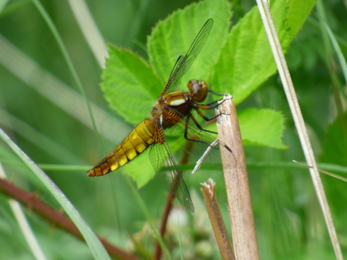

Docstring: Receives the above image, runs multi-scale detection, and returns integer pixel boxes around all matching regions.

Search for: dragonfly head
[188,79,208,102]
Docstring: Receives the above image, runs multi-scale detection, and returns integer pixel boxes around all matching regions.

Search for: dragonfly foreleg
[188,112,233,154]
[183,115,220,153]
[193,107,222,122]
[208,89,224,96]
[196,102,219,110]
[203,99,220,106]
[187,113,218,135]
[183,116,215,146]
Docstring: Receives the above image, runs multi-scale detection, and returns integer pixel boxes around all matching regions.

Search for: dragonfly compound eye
[188,79,208,102]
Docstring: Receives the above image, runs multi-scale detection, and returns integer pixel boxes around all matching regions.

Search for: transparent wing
[161,19,213,95]
[149,126,194,212]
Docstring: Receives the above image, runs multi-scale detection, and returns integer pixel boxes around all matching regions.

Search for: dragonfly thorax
[187,79,208,102]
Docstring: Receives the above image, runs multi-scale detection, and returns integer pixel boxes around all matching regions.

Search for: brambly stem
[0,177,142,260]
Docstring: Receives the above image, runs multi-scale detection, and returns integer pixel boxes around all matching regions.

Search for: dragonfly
[88,18,224,212]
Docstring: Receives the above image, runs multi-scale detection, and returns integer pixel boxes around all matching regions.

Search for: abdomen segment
[88,119,155,176]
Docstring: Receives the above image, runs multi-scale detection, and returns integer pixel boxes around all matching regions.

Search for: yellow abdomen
[88,119,155,176]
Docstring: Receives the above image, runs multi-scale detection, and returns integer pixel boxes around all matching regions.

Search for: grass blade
[0,128,111,260]
[67,0,108,68]
[255,1,343,259]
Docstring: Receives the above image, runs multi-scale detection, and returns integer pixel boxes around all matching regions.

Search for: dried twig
[200,178,235,260]
[216,95,259,260]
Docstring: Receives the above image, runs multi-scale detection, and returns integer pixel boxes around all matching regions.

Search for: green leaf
[238,108,287,149]
[202,107,286,149]
[211,0,316,103]
[101,45,162,124]
[211,3,283,102]
[286,0,317,39]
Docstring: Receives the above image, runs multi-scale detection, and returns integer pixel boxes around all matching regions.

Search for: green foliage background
[0,0,347,259]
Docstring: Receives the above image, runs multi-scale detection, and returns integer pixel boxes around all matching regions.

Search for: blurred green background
[0,0,347,259]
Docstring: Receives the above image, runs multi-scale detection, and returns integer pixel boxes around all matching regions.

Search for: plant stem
[216,95,259,260]
[200,179,235,260]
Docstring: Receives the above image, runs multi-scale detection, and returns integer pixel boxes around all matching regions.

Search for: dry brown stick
[0,178,141,260]
[200,178,235,260]
[216,95,259,260]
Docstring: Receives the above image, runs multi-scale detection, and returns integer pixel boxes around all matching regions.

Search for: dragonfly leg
[194,95,229,121]
[208,89,224,96]
[204,99,220,106]
[183,115,220,152]
[186,113,218,135]
[197,95,228,109]
[196,102,219,110]
[189,112,233,154]
[184,113,232,154]
[194,107,223,122]
[201,89,224,106]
